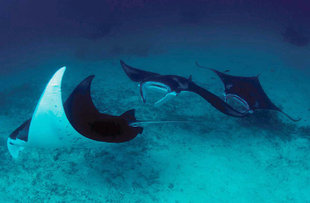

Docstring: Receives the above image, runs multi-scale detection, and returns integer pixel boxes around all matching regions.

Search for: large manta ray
[7,67,143,159]
[120,60,247,118]
[195,62,300,122]
[64,75,143,142]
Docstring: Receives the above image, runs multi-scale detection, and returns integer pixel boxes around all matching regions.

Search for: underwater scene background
[1,0,310,202]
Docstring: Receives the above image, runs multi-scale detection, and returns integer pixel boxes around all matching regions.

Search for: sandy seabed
[0,23,310,202]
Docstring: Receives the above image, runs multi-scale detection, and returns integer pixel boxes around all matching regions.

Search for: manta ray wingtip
[120,60,128,69]
[86,75,95,80]
[78,75,95,88]
[195,61,216,72]
[279,110,301,122]
[54,66,66,77]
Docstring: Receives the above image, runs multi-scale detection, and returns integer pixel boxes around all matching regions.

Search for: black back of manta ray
[120,60,159,82]
[212,69,279,111]
[210,69,300,121]
[64,75,143,143]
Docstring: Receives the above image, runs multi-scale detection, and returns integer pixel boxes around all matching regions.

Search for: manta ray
[7,67,143,159]
[120,60,247,118]
[64,75,143,143]
[195,62,300,122]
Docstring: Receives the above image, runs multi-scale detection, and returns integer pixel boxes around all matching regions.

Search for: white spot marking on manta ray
[226,84,233,90]
[172,76,188,89]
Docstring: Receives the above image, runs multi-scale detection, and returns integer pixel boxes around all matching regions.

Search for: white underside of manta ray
[7,67,91,159]
[139,81,177,106]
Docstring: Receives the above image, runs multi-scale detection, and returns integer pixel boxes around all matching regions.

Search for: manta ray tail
[130,120,201,127]
[120,109,144,134]
[121,109,196,127]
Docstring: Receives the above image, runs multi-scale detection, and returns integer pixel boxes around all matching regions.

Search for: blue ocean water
[1,1,310,202]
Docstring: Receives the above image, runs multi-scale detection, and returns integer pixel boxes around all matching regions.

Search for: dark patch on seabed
[1,0,310,202]
[239,111,310,140]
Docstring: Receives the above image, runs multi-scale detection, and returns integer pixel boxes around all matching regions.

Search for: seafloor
[1,20,310,202]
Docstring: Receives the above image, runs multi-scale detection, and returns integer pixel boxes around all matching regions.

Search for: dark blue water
[1,1,310,202]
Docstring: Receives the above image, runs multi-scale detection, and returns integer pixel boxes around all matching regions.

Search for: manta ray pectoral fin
[195,61,213,71]
[277,109,301,122]
[120,60,159,82]
[6,67,71,158]
[28,67,68,147]
[27,66,82,148]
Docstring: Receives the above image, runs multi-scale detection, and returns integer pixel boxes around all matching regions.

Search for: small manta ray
[120,60,248,118]
[195,62,300,122]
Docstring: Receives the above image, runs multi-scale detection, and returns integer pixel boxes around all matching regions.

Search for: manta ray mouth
[140,81,173,105]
